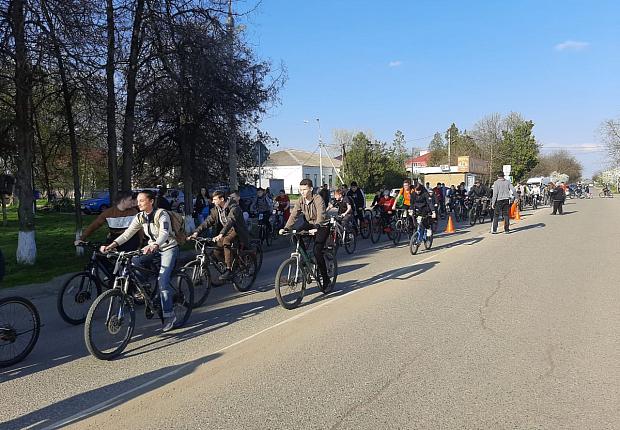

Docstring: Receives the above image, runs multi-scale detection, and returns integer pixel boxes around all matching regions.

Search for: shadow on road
[2,353,222,430]
[432,236,484,251]
[510,222,546,233]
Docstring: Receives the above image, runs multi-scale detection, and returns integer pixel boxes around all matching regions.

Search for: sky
[241,0,619,177]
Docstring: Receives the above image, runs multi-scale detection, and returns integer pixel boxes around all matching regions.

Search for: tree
[601,117,620,165]
[528,150,582,182]
[499,120,539,181]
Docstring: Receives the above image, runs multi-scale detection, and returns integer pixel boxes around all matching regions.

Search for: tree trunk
[105,0,118,201]
[41,0,83,243]
[180,124,195,231]
[33,107,53,203]
[228,115,238,191]
[9,0,37,264]
[120,0,145,191]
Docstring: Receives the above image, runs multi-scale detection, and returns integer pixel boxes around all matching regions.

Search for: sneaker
[426,229,432,237]
[321,277,332,293]
[162,315,177,332]
[219,269,233,281]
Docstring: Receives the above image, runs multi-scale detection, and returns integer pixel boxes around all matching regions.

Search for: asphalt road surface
[1,195,619,429]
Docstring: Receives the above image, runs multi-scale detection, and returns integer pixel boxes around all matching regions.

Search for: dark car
[80,191,111,214]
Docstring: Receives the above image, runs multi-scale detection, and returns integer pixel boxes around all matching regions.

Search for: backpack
[147,209,187,245]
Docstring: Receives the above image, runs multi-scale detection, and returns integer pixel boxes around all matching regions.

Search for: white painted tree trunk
[75,229,83,256]
[16,230,36,265]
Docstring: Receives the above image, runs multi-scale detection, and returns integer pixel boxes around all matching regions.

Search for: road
[1,195,619,429]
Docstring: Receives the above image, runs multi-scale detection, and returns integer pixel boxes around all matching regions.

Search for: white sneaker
[162,315,177,332]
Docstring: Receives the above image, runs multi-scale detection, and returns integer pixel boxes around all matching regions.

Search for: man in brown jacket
[281,179,331,290]
[190,191,249,281]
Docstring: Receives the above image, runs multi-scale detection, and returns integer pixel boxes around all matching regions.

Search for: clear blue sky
[243,0,619,177]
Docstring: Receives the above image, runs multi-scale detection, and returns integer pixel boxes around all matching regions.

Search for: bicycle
[183,237,258,305]
[370,207,396,243]
[58,242,113,325]
[0,296,41,367]
[392,208,415,245]
[355,208,372,240]
[275,228,338,310]
[255,212,273,246]
[599,188,613,198]
[327,215,356,254]
[468,198,488,226]
[453,198,466,223]
[84,249,194,360]
[409,215,434,255]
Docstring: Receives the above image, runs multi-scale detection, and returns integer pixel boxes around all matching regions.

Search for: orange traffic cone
[514,204,521,221]
[509,201,516,219]
[444,213,455,233]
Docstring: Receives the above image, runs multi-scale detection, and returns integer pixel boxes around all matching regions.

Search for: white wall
[265,165,303,194]
[301,166,340,189]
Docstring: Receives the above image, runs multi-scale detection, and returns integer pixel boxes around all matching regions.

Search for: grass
[0,205,105,288]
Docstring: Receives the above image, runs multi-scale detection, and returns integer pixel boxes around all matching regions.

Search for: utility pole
[227,0,238,191]
[448,127,451,166]
[317,118,323,186]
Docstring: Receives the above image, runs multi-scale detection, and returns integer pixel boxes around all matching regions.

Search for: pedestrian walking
[550,183,566,215]
[491,172,516,234]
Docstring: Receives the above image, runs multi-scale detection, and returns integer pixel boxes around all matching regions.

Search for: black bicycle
[183,236,258,308]
[84,249,193,360]
[392,208,415,245]
[58,242,112,325]
[369,207,397,243]
[327,215,357,254]
[468,198,489,226]
[0,296,41,367]
[275,229,338,309]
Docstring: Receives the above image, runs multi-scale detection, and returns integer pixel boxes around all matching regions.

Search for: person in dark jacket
[156,186,172,211]
[412,184,436,236]
[550,183,566,215]
[190,191,249,280]
[193,187,210,224]
[346,181,365,224]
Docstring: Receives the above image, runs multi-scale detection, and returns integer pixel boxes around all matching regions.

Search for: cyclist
[412,184,436,238]
[280,179,331,290]
[392,178,413,211]
[250,187,273,237]
[275,189,291,225]
[329,187,354,228]
[102,190,179,332]
[76,190,140,251]
[346,181,366,227]
[190,191,250,281]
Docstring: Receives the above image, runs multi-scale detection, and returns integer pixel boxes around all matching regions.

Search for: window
[314,174,318,186]
[305,173,310,179]
[328,175,333,188]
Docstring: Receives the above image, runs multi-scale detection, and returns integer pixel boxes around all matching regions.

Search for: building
[415,156,490,188]
[262,149,342,194]
[404,151,431,173]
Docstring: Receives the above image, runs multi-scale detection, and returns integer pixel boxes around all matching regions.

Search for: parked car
[80,191,110,214]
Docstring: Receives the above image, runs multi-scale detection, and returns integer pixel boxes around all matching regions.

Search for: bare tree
[601,118,620,165]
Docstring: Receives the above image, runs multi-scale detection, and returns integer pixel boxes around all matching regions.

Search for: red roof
[404,152,431,167]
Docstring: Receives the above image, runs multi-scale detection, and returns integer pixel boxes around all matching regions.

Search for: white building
[262,149,342,194]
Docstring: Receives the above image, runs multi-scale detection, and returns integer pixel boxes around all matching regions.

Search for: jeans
[132,246,179,318]
[492,199,510,232]
[552,200,563,214]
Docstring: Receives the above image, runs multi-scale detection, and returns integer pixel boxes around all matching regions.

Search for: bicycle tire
[468,208,477,226]
[360,213,371,239]
[57,271,103,325]
[232,252,258,292]
[183,260,210,307]
[265,226,273,246]
[275,257,306,309]
[424,233,433,250]
[0,297,40,368]
[344,230,356,254]
[409,234,421,255]
[393,220,402,245]
[370,216,382,243]
[84,289,135,360]
[320,251,338,294]
[386,220,397,241]
[170,271,194,327]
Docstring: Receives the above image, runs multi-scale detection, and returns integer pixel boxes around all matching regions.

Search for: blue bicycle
[409,215,434,255]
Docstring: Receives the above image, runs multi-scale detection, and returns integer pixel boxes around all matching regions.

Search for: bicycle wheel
[468,208,477,226]
[250,240,264,272]
[232,252,258,292]
[370,216,382,243]
[320,251,338,293]
[0,297,40,368]
[57,272,102,325]
[344,230,356,254]
[360,213,371,239]
[169,271,194,327]
[275,257,306,309]
[84,289,135,360]
[265,226,273,246]
[182,260,211,308]
[424,232,433,250]
[409,233,421,255]
[393,220,402,245]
